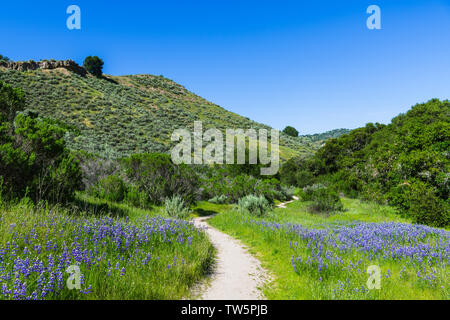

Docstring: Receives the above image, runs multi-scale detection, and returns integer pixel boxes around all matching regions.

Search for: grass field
[208,198,449,300]
[0,196,214,300]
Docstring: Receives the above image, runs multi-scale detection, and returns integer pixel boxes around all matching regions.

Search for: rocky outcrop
[0,59,87,76]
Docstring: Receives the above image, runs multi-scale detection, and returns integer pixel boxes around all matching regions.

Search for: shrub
[308,188,344,213]
[406,181,449,227]
[208,195,228,204]
[124,153,199,205]
[0,80,25,124]
[163,196,191,220]
[295,170,316,188]
[301,183,327,201]
[125,185,149,208]
[92,174,127,202]
[45,153,83,203]
[0,103,82,203]
[254,178,281,203]
[201,170,287,204]
[238,195,271,217]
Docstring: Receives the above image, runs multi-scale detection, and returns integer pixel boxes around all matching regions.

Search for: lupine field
[0,200,214,300]
[209,199,450,300]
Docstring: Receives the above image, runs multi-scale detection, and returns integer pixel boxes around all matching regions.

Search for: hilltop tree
[83,56,104,77]
[283,126,299,137]
[0,54,10,62]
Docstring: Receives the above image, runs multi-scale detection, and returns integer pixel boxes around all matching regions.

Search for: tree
[0,54,10,62]
[0,81,25,129]
[0,82,82,203]
[83,56,104,77]
[283,126,299,137]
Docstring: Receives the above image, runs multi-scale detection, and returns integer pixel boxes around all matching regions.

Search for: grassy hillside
[0,64,341,160]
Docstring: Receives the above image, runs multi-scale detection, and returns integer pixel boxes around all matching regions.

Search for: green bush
[0,80,25,125]
[208,195,228,204]
[295,170,316,188]
[406,181,449,227]
[308,187,344,213]
[201,169,287,204]
[301,184,327,201]
[124,153,199,205]
[0,83,82,203]
[238,195,271,217]
[91,174,127,202]
[163,196,192,220]
[125,185,149,208]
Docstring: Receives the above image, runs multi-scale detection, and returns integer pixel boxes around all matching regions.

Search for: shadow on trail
[193,208,219,217]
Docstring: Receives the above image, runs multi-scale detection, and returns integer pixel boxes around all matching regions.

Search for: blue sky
[1,1,449,134]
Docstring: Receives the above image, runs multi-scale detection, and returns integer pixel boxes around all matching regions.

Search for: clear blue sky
[1,0,449,134]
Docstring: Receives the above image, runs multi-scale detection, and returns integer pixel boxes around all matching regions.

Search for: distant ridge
[300,128,350,142]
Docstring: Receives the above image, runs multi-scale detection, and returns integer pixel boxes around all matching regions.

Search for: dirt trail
[192,216,268,300]
[276,196,299,208]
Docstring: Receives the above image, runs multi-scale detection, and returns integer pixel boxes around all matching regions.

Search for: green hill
[0,60,344,160]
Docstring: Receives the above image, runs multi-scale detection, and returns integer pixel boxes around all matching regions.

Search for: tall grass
[0,199,214,300]
[209,198,449,300]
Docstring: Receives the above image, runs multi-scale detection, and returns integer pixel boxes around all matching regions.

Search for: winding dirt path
[276,196,299,208]
[192,216,268,300]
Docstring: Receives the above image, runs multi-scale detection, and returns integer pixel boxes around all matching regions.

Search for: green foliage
[282,126,299,137]
[124,185,149,208]
[281,99,450,227]
[301,183,327,201]
[90,174,127,202]
[163,195,192,220]
[307,187,344,213]
[0,83,82,203]
[201,170,285,204]
[403,180,449,227]
[300,128,350,142]
[280,157,316,188]
[238,194,271,217]
[0,112,82,203]
[0,80,25,124]
[208,195,228,204]
[124,153,199,205]
[83,56,104,77]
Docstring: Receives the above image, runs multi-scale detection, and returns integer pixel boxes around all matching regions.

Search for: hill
[0,59,346,160]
